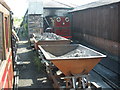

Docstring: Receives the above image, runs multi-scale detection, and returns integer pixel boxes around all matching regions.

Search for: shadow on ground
[17,34,53,88]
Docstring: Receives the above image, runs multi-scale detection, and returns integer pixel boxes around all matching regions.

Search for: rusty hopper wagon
[38,44,106,88]
[33,33,71,49]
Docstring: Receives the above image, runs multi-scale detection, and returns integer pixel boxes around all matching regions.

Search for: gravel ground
[17,34,53,89]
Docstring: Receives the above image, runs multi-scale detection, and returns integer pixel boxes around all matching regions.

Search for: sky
[4,0,98,18]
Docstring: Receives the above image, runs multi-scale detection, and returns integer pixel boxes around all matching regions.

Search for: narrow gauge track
[73,40,120,89]
[30,34,119,89]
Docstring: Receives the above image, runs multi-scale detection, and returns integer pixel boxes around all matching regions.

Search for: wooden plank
[0,0,10,11]
[0,12,3,59]
[72,3,119,42]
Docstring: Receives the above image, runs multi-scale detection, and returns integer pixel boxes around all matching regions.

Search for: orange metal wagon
[33,33,71,49]
[38,44,106,88]
[39,44,106,76]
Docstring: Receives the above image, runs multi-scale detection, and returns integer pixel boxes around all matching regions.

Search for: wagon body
[39,44,106,76]
[34,33,71,49]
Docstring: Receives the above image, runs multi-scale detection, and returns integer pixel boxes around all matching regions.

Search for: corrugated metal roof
[28,0,73,14]
[69,0,120,12]
[43,0,73,9]
[28,1,43,14]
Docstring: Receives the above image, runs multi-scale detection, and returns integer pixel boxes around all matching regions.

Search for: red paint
[53,17,71,39]
[1,63,8,86]
[55,17,70,27]
[4,76,8,88]
[8,52,12,63]
[55,29,61,35]
[63,36,72,39]
[55,29,71,38]
[0,2,14,89]
[1,51,13,89]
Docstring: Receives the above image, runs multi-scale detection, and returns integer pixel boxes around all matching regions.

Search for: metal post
[82,76,86,88]
[72,77,76,88]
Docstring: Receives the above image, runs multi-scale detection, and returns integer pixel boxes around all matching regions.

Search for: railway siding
[16,33,53,88]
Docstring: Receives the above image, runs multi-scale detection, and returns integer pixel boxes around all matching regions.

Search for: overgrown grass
[23,23,28,37]
[33,52,44,72]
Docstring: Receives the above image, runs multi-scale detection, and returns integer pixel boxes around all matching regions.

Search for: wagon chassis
[38,50,101,89]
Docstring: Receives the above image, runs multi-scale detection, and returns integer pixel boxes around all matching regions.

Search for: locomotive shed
[0,0,119,90]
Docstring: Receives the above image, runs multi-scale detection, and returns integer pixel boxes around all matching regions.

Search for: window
[0,12,3,61]
[5,17,8,51]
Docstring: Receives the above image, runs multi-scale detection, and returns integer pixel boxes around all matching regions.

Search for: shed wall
[71,3,120,57]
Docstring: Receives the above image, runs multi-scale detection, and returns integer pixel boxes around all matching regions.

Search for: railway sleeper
[43,61,101,89]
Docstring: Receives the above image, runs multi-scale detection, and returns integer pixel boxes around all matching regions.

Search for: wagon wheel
[78,77,82,88]
[65,78,73,88]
